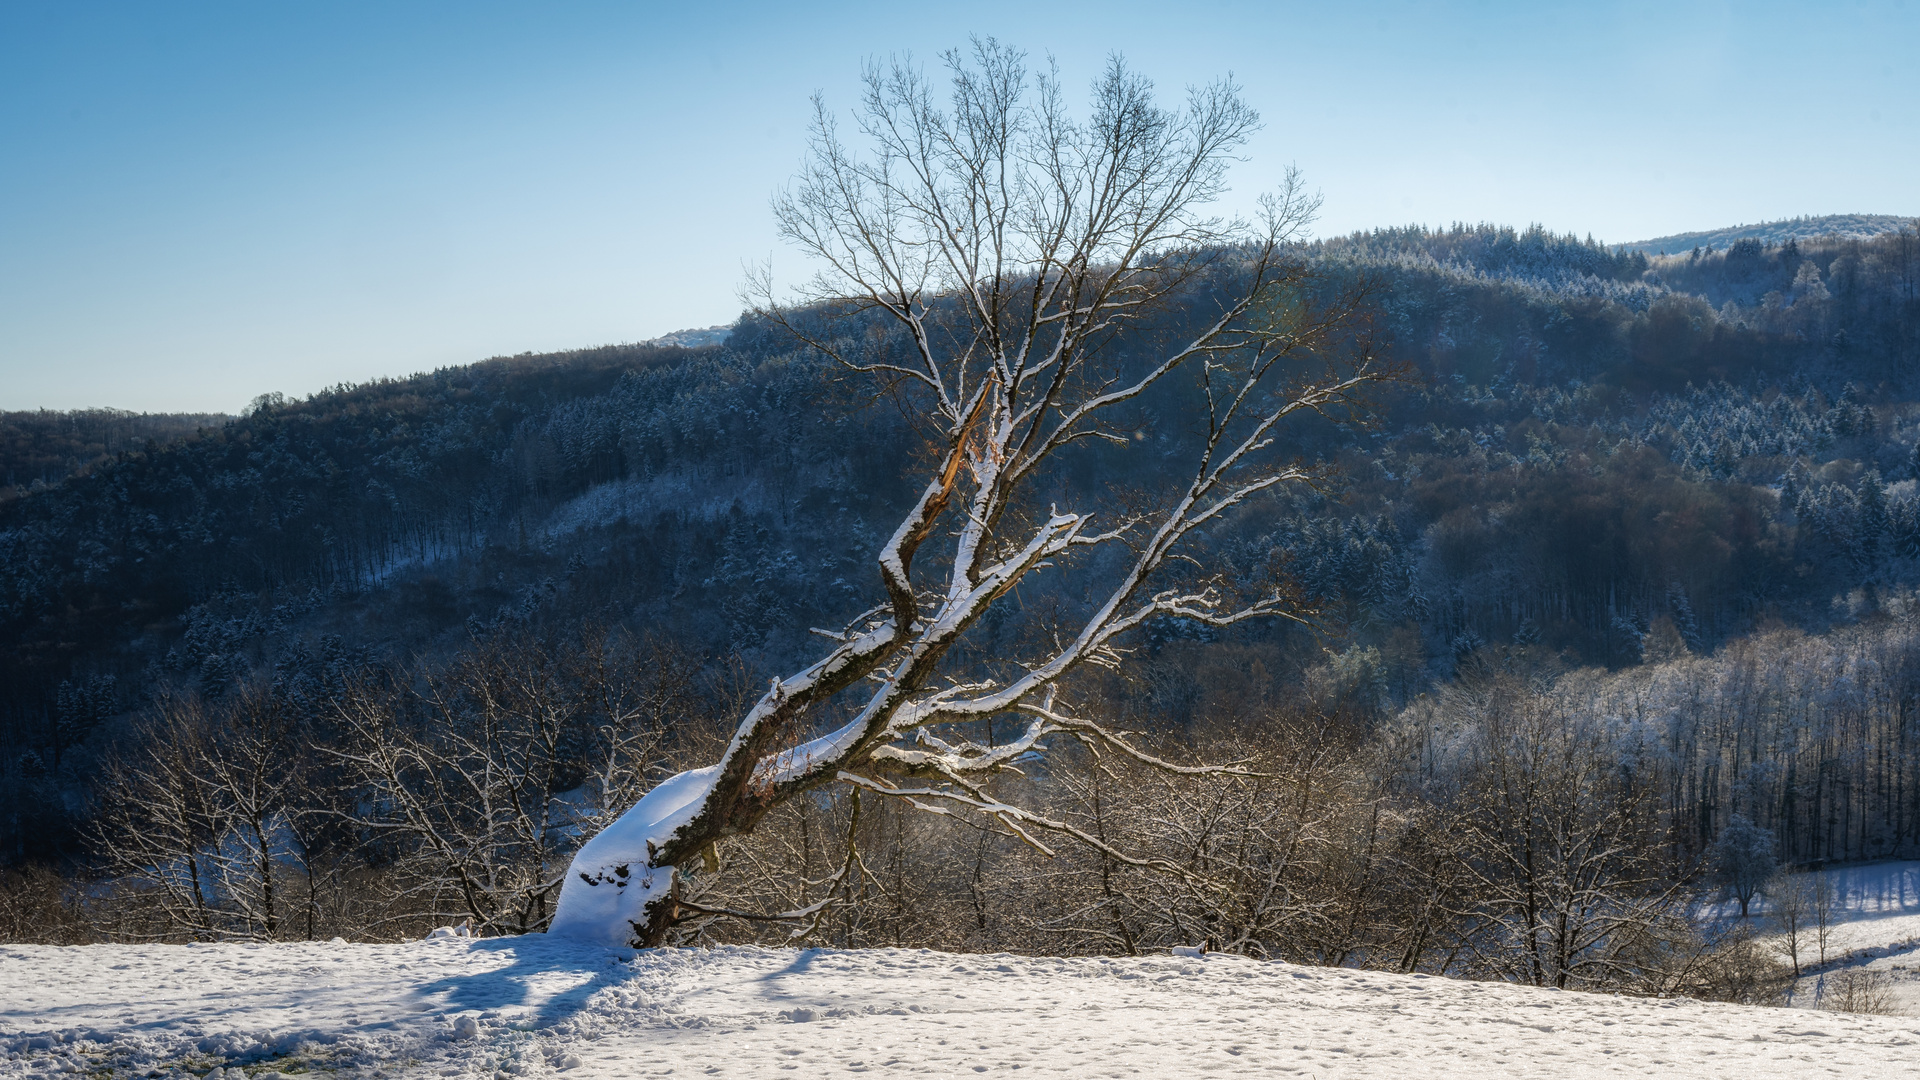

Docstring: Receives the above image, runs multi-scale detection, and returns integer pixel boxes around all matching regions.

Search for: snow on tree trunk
[549,765,720,946]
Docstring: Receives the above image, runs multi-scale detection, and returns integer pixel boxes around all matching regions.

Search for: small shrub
[1820,969,1901,1015]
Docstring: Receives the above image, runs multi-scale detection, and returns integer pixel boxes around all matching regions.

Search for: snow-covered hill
[7,937,1920,1079]
[1618,213,1912,254]
[640,324,732,349]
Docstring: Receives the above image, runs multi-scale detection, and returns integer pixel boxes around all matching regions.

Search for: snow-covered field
[11,862,1920,1079]
[9,935,1920,1079]
[1745,860,1920,1013]
[1790,861,1920,954]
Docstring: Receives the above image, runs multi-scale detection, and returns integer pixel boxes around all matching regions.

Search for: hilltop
[1619,213,1913,254]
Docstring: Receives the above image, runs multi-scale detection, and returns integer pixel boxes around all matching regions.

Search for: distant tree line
[0,408,229,503]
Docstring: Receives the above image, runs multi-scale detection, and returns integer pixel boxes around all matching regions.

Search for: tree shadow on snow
[411,936,635,1026]
[755,947,825,983]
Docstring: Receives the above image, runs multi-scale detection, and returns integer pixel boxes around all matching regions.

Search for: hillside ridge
[1620,213,1913,254]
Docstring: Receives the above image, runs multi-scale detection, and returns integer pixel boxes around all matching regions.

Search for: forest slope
[1620,214,1914,255]
[0,409,229,503]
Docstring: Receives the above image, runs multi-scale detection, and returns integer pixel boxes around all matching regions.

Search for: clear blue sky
[2,0,1915,412]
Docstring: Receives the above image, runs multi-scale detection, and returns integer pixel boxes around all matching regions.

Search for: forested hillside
[0,409,230,503]
[1620,214,1915,255]
[5,220,1920,988]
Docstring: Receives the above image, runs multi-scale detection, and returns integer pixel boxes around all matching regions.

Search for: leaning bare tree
[550,40,1387,947]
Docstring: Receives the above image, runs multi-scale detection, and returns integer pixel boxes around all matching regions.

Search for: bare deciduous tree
[1813,869,1839,965]
[1400,670,1692,990]
[95,687,326,941]
[1024,711,1381,960]
[1820,968,1901,1014]
[336,630,717,936]
[1768,868,1815,975]
[551,40,1387,947]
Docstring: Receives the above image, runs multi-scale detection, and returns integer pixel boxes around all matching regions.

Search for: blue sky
[2,1,1915,412]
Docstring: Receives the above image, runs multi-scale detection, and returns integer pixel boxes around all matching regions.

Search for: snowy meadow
[18,863,1920,1078]
[8,935,1920,1079]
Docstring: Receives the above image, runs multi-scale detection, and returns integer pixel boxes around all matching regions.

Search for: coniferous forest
[5,218,1920,997]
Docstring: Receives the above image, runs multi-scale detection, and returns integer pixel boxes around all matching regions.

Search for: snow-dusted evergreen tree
[1857,469,1888,556]
[1664,582,1702,653]
[548,41,1386,947]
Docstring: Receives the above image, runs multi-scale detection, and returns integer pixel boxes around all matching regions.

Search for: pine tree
[1892,497,1920,559]
[1642,617,1692,664]
[1793,260,1829,304]
[199,653,234,699]
[1782,459,1812,511]
[1859,469,1888,556]
[1666,582,1703,652]
[52,674,115,769]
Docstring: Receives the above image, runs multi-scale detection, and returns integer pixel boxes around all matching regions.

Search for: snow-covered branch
[553,41,1388,947]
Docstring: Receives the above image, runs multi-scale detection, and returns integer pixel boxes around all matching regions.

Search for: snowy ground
[1740,860,1920,1013]
[10,936,1920,1079]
